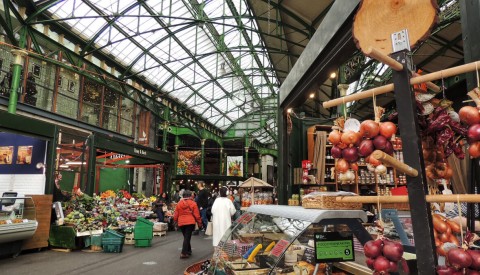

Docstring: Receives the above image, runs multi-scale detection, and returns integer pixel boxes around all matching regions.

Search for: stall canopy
[238,177,273,188]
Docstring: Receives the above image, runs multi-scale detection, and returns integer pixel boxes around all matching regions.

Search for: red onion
[436,266,458,275]
[467,269,480,275]
[382,240,404,262]
[459,106,480,126]
[373,256,390,273]
[331,146,342,159]
[373,135,388,150]
[360,120,380,138]
[447,248,473,270]
[358,139,374,157]
[384,140,394,155]
[469,141,480,158]
[342,147,359,163]
[467,249,480,270]
[468,124,480,142]
[364,239,383,259]
[388,261,398,272]
[366,257,375,270]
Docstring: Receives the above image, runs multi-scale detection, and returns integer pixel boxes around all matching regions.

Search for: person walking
[211,187,236,247]
[173,190,202,259]
[154,192,168,222]
[196,181,209,230]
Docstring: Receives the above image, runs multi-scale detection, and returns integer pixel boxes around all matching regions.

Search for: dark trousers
[180,224,195,254]
[200,208,208,229]
[156,209,164,222]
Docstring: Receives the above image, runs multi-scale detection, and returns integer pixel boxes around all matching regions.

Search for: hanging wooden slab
[353,0,438,56]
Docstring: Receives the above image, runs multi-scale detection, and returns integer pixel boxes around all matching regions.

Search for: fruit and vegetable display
[61,189,157,233]
[363,238,409,274]
[459,88,480,158]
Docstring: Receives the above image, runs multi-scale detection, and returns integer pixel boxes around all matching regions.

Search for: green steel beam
[257,0,315,36]
[79,0,142,56]
[1,0,17,46]
[25,0,64,24]
[139,2,246,125]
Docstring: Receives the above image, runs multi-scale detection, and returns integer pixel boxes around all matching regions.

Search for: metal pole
[8,49,28,114]
[391,50,436,273]
[201,139,205,175]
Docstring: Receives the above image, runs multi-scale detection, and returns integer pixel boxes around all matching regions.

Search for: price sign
[302,247,316,265]
[314,232,354,263]
[236,212,255,225]
[269,239,290,258]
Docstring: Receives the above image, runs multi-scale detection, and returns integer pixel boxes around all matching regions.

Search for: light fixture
[287,108,292,113]
[330,72,337,79]
[309,93,314,99]
[219,62,226,76]
[125,160,130,164]
[36,163,45,169]
[59,164,69,168]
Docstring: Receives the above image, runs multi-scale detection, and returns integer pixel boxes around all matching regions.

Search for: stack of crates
[102,229,125,253]
[134,217,153,247]
[85,234,103,251]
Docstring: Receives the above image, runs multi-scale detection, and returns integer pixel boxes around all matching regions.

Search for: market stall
[238,177,274,208]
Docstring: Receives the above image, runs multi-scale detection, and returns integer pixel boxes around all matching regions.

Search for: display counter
[209,205,371,275]
[0,196,38,257]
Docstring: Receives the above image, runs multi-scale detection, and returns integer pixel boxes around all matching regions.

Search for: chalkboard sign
[314,232,354,263]
[302,247,316,265]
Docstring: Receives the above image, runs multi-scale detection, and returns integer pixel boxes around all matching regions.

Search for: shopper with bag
[153,192,168,222]
[211,187,236,247]
[173,190,202,259]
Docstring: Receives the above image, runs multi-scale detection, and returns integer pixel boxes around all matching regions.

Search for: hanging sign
[314,232,354,263]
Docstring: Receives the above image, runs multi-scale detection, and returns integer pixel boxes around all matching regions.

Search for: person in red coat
[174,190,202,258]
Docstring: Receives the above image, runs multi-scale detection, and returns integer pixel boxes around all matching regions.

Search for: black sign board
[314,232,354,263]
[302,247,316,265]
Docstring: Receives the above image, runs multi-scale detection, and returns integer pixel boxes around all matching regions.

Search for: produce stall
[49,189,161,251]
[238,177,274,208]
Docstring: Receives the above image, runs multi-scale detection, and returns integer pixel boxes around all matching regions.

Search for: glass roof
[47,0,279,140]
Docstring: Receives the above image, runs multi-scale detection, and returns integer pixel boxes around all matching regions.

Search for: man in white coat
[211,187,236,247]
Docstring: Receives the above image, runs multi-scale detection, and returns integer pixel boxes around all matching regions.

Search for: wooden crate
[22,195,53,250]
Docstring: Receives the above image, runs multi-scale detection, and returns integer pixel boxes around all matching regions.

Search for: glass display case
[209,205,370,275]
[0,196,38,244]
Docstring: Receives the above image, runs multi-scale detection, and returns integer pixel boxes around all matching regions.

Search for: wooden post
[391,50,437,272]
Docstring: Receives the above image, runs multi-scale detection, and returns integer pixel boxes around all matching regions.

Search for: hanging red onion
[358,139,375,157]
[373,256,391,273]
[388,261,398,272]
[469,141,480,159]
[447,248,473,270]
[459,106,480,126]
[379,122,397,139]
[342,147,359,163]
[366,257,375,270]
[384,140,394,155]
[364,239,383,259]
[467,249,480,270]
[373,135,388,150]
[468,124,480,142]
[360,120,380,138]
[331,146,343,159]
[382,241,404,262]
[436,266,458,275]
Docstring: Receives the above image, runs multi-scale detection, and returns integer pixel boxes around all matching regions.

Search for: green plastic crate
[134,239,151,247]
[102,238,123,253]
[84,234,103,248]
[134,218,153,240]
[103,229,124,242]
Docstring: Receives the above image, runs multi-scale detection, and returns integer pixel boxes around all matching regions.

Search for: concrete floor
[0,231,214,275]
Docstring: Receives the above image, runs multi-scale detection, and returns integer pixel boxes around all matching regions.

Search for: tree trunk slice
[353,0,438,56]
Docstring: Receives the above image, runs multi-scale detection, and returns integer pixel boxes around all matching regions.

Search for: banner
[177,150,201,175]
[227,156,243,177]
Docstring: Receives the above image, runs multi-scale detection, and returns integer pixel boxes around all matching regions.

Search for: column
[201,139,206,175]
[244,147,249,178]
[174,144,179,175]
[8,49,28,114]
[337,84,349,117]
[162,121,168,151]
[219,147,224,175]
[257,154,262,180]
